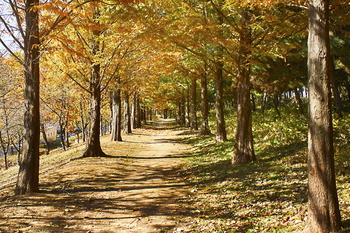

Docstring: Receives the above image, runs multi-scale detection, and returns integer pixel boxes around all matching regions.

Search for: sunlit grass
[178,106,350,232]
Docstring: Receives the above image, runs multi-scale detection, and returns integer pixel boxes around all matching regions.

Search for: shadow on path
[0,120,194,233]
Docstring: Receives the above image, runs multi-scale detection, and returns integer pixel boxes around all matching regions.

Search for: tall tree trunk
[186,90,190,127]
[261,91,267,114]
[330,56,343,118]
[199,68,211,135]
[65,130,70,148]
[232,9,255,165]
[64,113,70,148]
[181,94,186,126]
[124,90,132,134]
[304,0,341,232]
[15,0,40,195]
[133,95,141,128]
[58,121,66,151]
[273,94,281,117]
[4,153,8,170]
[132,94,141,129]
[131,95,135,129]
[294,87,304,115]
[82,8,106,158]
[147,107,152,121]
[79,101,88,142]
[0,131,9,170]
[215,60,227,142]
[40,123,50,155]
[344,79,350,102]
[110,88,123,141]
[82,74,105,157]
[190,76,198,130]
[251,93,256,112]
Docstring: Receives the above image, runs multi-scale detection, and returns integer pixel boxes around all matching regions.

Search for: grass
[175,108,350,232]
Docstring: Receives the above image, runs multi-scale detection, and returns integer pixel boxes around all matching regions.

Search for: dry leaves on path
[0,120,194,233]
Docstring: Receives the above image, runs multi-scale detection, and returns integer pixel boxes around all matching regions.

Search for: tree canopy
[1,0,350,231]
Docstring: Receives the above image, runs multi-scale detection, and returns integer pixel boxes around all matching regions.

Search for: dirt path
[0,120,193,233]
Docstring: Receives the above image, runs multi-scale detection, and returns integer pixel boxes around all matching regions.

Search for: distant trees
[40,68,79,151]
[0,60,23,170]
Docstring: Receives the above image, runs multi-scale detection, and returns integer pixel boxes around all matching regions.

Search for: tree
[14,0,41,195]
[0,59,23,170]
[214,58,227,142]
[232,8,255,164]
[110,83,123,142]
[81,5,107,157]
[304,0,341,232]
[40,69,79,151]
[123,90,132,133]
[0,0,75,194]
[199,64,211,135]
[190,75,198,131]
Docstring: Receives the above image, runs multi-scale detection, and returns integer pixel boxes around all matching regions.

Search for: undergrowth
[178,107,350,232]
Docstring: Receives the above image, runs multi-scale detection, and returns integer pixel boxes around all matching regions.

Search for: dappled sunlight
[0,122,194,232]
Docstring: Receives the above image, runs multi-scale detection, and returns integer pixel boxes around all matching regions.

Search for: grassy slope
[176,108,350,233]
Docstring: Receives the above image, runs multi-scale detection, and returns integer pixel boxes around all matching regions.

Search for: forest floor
[0,119,194,233]
[1,118,350,233]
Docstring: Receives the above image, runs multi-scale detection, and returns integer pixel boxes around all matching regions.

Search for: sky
[0,0,21,56]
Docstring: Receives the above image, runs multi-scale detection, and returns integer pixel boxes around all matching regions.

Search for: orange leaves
[117,0,143,4]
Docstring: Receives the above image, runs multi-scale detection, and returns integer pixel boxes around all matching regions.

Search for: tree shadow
[0,155,194,232]
[176,140,311,232]
[0,124,196,232]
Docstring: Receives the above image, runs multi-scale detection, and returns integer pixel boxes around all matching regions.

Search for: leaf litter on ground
[1,117,350,233]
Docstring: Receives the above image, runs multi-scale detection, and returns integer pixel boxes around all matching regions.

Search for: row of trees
[1,0,350,232]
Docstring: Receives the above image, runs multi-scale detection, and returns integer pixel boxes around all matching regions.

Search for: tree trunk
[82,77,105,157]
[110,88,123,142]
[251,93,256,112]
[58,121,66,151]
[141,105,146,123]
[330,56,343,118]
[180,94,186,126]
[190,76,198,130]
[40,123,50,155]
[79,101,88,142]
[15,0,40,195]
[185,90,190,127]
[304,0,341,232]
[124,90,132,134]
[215,60,227,142]
[199,68,211,135]
[134,95,142,129]
[261,91,267,114]
[65,114,70,148]
[65,130,70,148]
[3,149,8,170]
[131,95,135,129]
[0,131,9,170]
[15,133,22,165]
[82,10,106,158]
[345,79,350,102]
[273,94,281,117]
[294,87,304,115]
[232,9,255,165]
